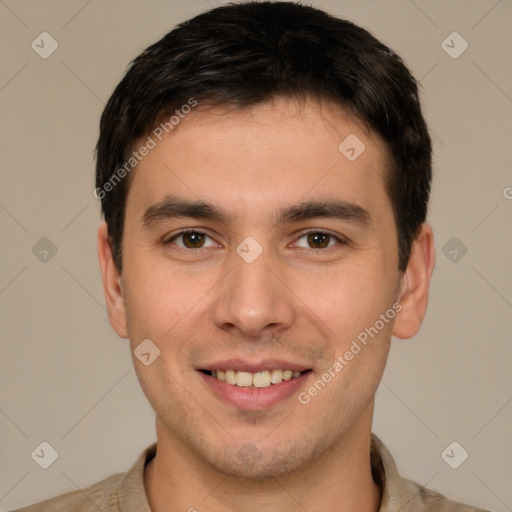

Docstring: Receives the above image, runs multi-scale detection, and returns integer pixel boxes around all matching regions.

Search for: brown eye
[169,231,217,249]
[182,232,205,248]
[293,231,343,251]
[307,232,331,249]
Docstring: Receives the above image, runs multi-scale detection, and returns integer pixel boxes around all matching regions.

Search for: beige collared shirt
[12,434,489,511]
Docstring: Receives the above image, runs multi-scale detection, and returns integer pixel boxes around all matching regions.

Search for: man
[14,2,489,511]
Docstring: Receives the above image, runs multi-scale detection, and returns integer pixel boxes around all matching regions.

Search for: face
[99,97,430,479]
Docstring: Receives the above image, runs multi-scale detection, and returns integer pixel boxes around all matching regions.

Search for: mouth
[197,361,313,410]
[200,368,311,388]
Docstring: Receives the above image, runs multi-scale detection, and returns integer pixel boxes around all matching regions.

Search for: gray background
[1,0,511,510]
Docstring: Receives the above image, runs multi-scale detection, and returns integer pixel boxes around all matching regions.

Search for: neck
[144,410,381,512]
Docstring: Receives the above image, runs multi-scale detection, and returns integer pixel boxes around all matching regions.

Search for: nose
[212,249,296,338]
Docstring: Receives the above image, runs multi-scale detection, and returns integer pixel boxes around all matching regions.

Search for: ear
[392,223,435,339]
[97,222,129,338]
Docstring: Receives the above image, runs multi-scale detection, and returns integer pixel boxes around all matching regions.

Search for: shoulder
[9,471,123,512]
[10,442,155,512]
[371,433,491,512]
[402,477,492,512]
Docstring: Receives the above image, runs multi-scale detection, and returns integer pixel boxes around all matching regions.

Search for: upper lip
[197,359,311,373]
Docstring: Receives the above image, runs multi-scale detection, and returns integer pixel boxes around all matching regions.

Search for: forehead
[126,97,392,224]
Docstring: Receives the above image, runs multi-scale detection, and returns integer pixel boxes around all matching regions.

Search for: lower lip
[198,371,311,410]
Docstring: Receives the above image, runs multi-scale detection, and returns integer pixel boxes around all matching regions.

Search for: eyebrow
[277,199,371,227]
[141,195,372,229]
[142,195,230,226]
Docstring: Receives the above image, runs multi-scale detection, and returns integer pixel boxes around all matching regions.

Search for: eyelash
[165,229,347,252]
[294,230,347,250]
[166,229,220,250]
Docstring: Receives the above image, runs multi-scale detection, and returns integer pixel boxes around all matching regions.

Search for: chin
[197,435,331,481]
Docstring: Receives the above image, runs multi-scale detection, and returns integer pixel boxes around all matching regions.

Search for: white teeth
[253,371,271,388]
[225,369,236,385]
[209,368,304,388]
[270,369,283,384]
[236,371,253,387]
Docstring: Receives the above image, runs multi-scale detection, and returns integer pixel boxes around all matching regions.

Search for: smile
[201,369,308,388]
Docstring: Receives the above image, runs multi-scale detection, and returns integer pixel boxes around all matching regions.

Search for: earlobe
[97,222,129,338]
[392,223,435,340]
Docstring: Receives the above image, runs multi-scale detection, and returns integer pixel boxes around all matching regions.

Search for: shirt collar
[118,433,415,511]
[119,442,155,511]
[371,433,422,511]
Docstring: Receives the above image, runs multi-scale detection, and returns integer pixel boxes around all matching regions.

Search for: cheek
[295,262,395,340]
[122,257,222,344]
